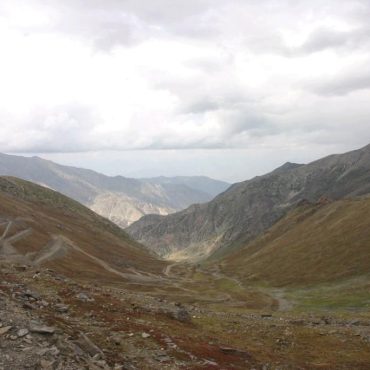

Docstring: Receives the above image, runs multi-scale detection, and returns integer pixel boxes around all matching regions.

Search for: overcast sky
[1,0,370,182]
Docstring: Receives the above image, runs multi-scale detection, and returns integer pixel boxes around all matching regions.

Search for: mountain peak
[272,161,303,174]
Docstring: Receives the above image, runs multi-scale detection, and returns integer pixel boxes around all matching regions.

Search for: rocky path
[189,265,296,312]
[0,221,13,240]
[163,262,178,277]
[0,220,349,320]
[268,288,294,311]
[61,235,165,283]
[33,237,68,265]
[0,220,165,285]
[0,220,32,258]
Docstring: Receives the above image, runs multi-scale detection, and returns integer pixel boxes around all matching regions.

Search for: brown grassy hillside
[0,176,166,282]
[221,197,370,287]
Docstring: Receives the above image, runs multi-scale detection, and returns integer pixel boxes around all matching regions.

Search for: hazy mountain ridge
[141,176,230,198]
[0,153,229,227]
[127,143,370,260]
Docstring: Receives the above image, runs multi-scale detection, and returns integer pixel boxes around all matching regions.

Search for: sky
[1,0,370,182]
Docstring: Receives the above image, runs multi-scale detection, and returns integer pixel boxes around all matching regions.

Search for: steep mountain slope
[0,153,225,227]
[0,176,166,281]
[220,197,370,286]
[127,143,370,260]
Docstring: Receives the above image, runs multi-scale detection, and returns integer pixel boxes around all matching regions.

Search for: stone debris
[220,346,252,359]
[172,306,191,323]
[76,292,94,302]
[54,303,69,313]
[1,261,370,369]
[261,314,272,318]
[17,328,29,337]
[0,326,12,335]
[29,324,56,335]
[75,332,104,357]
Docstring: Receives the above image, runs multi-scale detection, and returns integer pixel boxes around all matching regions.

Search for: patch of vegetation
[285,276,370,312]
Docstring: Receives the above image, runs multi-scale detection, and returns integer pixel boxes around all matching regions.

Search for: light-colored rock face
[127,143,370,261]
[0,153,229,228]
[89,192,175,228]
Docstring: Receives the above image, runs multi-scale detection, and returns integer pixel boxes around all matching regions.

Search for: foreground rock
[1,260,370,369]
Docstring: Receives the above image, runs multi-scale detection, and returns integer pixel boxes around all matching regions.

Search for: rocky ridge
[127,143,370,260]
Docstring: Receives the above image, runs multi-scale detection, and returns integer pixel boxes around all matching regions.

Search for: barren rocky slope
[0,153,229,227]
[3,259,370,370]
[127,143,370,260]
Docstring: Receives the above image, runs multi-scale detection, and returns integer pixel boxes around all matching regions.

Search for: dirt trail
[196,266,294,311]
[0,221,294,311]
[35,235,165,283]
[34,237,68,265]
[0,225,32,256]
[163,262,178,276]
[0,221,163,284]
[5,229,32,244]
[268,289,294,311]
[0,220,293,310]
[0,221,13,240]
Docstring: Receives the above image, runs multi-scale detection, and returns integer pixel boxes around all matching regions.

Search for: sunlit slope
[221,197,370,286]
[0,176,166,281]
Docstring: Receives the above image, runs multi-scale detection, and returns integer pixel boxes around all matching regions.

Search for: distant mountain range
[140,176,230,198]
[0,153,230,227]
[127,143,370,260]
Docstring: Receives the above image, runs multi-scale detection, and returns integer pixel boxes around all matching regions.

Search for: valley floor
[1,260,370,370]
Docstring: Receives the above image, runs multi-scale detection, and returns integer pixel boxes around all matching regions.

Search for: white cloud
[0,0,369,180]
